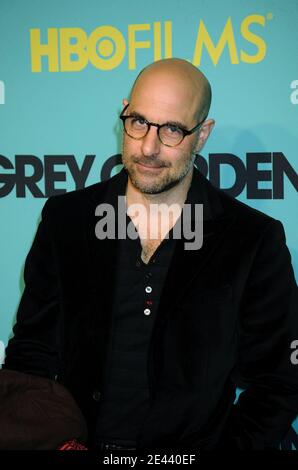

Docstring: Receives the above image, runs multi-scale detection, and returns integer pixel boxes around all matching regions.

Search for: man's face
[121,72,203,194]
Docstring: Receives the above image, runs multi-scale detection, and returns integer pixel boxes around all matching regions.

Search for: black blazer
[4,167,298,449]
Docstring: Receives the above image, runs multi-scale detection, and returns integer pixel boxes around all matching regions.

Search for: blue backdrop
[0,0,297,449]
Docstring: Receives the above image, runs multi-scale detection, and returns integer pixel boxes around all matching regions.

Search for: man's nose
[141,125,161,156]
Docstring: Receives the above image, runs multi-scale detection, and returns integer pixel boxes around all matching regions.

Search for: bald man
[121,59,214,263]
[2,59,298,451]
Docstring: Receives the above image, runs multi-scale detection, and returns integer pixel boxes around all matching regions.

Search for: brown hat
[0,369,88,450]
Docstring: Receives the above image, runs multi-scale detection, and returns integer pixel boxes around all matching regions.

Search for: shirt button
[145,272,152,279]
[92,390,101,401]
[145,286,152,293]
[144,308,151,316]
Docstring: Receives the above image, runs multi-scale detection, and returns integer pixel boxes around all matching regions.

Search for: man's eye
[131,117,146,126]
[165,124,181,134]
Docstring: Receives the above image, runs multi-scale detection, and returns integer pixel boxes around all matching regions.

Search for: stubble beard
[122,147,195,195]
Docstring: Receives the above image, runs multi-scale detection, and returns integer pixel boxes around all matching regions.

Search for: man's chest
[140,239,162,264]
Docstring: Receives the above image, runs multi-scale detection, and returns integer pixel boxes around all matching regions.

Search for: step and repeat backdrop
[0,0,297,449]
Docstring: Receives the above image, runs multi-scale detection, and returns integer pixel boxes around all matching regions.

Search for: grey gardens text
[94,196,203,250]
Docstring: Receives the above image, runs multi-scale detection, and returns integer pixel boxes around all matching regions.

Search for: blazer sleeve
[3,197,63,380]
[224,219,298,449]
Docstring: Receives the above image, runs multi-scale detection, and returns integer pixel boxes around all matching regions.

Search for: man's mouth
[136,162,166,170]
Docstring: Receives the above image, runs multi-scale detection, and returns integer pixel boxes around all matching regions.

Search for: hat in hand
[0,369,88,450]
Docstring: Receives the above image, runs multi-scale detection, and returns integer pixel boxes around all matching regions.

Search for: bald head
[130,58,212,122]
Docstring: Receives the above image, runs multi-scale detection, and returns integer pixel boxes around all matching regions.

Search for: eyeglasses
[119,103,206,147]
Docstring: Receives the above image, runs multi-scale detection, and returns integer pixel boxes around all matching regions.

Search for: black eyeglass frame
[119,103,207,147]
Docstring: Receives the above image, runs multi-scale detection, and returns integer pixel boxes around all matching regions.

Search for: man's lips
[136,162,166,170]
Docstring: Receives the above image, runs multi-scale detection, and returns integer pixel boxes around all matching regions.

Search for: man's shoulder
[219,185,273,223]
[197,170,279,232]
[43,170,123,216]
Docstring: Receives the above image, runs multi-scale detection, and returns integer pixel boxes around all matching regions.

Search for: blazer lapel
[155,167,236,323]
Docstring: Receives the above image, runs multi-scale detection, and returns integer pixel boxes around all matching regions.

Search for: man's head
[121,58,214,195]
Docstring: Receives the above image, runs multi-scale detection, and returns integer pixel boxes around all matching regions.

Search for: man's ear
[194,119,215,153]
[122,98,129,108]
